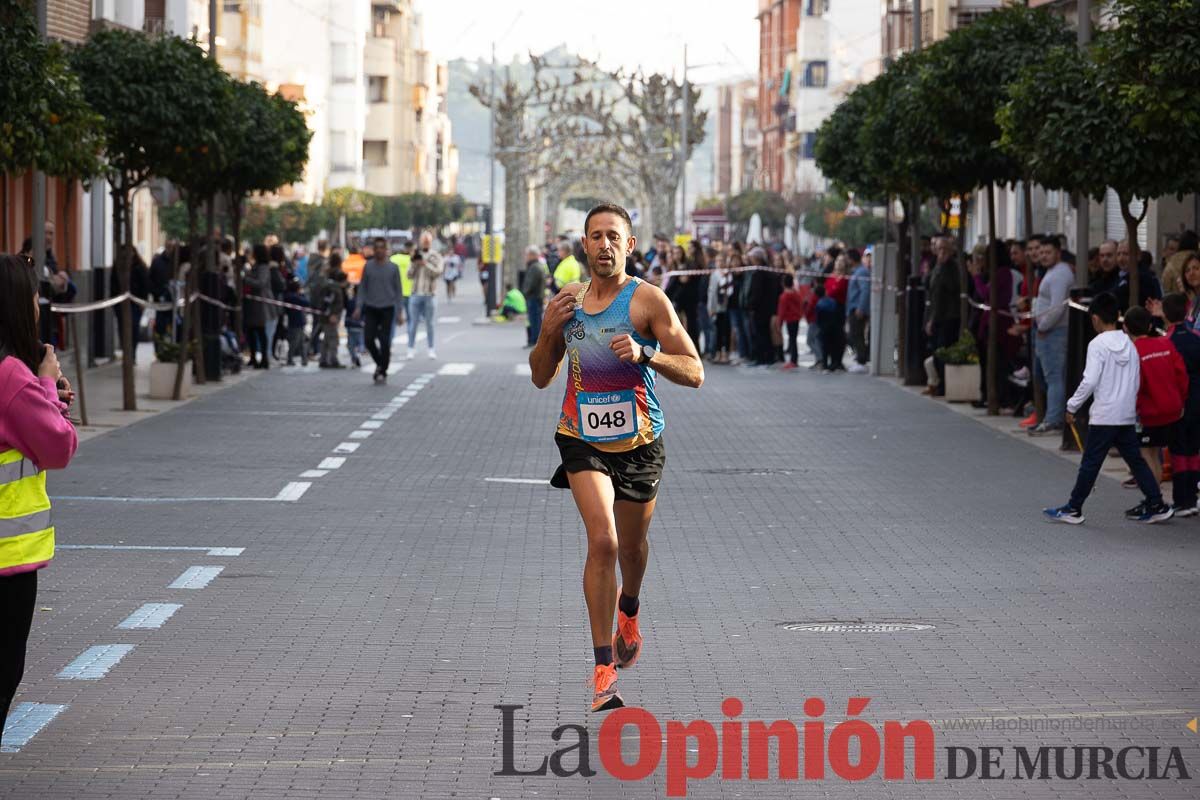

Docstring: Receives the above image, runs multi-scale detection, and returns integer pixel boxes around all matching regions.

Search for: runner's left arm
[617,287,704,388]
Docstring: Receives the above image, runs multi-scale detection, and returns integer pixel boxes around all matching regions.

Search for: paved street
[2,277,1198,799]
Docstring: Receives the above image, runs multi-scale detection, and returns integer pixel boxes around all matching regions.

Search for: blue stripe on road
[117,603,182,629]
[168,566,224,589]
[1,703,67,752]
[57,645,135,680]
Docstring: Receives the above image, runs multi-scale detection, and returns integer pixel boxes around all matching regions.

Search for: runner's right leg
[566,470,623,711]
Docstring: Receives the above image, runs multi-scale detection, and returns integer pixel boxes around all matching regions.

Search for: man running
[529,203,704,712]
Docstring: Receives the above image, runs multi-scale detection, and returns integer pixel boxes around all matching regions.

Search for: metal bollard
[904,275,927,385]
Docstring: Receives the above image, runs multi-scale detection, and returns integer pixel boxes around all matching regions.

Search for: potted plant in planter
[149,336,190,399]
[936,330,981,402]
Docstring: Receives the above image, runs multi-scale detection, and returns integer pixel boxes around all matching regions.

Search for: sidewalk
[58,340,259,444]
[888,378,1149,494]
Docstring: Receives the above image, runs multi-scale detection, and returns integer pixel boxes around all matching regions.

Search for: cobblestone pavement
[2,282,1198,799]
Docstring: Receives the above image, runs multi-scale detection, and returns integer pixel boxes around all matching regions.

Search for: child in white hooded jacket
[1043,292,1173,524]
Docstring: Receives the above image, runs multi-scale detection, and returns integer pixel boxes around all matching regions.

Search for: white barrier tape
[50,293,179,314]
[50,294,131,314]
[244,294,318,314]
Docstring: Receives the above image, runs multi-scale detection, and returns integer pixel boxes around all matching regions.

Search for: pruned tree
[72,30,230,408]
[998,0,1200,310]
[0,0,103,247]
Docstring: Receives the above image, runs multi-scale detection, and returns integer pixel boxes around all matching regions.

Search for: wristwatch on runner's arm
[638,344,657,365]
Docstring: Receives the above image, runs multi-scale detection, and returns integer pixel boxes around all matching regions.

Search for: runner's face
[585,213,634,278]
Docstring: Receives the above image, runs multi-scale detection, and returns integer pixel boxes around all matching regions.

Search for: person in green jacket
[499,284,527,321]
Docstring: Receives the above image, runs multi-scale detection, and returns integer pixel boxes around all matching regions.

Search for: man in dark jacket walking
[1163,293,1200,514]
[922,236,962,395]
[306,239,329,357]
[522,245,549,347]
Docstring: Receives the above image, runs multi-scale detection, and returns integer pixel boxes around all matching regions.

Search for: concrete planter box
[149,362,189,400]
[943,363,981,403]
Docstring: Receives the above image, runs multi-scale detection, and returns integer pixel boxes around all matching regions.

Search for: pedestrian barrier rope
[50,291,326,315]
[662,264,1088,326]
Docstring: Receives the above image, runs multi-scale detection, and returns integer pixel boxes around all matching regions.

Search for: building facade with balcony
[756,0,802,194]
[784,1,881,197]
[713,78,760,196]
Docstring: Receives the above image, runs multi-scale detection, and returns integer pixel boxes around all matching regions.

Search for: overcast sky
[420,0,759,82]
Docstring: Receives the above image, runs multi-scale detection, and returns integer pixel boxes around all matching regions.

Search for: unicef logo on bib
[577,389,637,443]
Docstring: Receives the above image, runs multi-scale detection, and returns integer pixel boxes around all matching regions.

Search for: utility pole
[680,44,689,236]
[1073,0,1091,288]
[486,41,497,311]
[32,0,47,277]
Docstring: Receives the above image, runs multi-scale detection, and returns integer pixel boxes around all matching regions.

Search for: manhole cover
[780,622,935,633]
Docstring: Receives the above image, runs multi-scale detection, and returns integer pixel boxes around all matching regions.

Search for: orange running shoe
[590,663,623,712]
[1018,411,1039,429]
[613,608,643,669]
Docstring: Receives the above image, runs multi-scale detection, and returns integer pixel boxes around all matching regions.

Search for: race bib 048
[577,389,637,443]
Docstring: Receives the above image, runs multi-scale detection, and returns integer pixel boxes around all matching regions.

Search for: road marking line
[420,372,436,379]
[360,420,383,429]
[438,362,475,376]
[118,603,183,630]
[485,477,551,485]
[57,644,135,680]
[54,495,284,503]
[168,566,224,589]
[275,482,311,501]
[318,457,346,470]
[400,390,418,397]
[371,410,395,420]
[333,442,360,454]
[514,364,532,376]
[299,469,329,478]
[57,545,243,556]
[348,430,372,439]
[359,364,403,375]
[0,703,67,752]
[437,316,461,323]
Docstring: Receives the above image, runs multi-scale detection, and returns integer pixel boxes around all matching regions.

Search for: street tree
[998,0,1200,310]
[73,30,229,408]
[221,81,311,257]
[909,4,1072,413]
[0,0,103,245]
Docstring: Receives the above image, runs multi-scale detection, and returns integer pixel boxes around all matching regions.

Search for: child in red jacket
[776,274,806,369]
[1125,306,1189,484]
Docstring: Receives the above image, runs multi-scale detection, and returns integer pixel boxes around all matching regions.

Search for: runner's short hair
[584,203,633,238]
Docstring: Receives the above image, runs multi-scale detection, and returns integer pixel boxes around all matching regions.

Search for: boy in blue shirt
[282,279,309,367]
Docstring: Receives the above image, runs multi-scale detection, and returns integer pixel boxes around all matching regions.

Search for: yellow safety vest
[554,255,581,288]
[391,254,413,298]
[0,448,54,574]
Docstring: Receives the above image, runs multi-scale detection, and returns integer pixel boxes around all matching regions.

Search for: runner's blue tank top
[556,278,664,453]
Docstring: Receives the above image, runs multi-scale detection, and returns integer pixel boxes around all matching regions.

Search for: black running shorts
[551,433,666,503]
[1139,421,1178,448]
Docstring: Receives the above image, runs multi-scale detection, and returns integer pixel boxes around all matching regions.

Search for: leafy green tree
[910,4,1072,413]
[727,190,788,231]
[274,202,328,244]
[73,29,232,407]
[220,81,311,255]
[0,0,103,243]
[999,0,1200,309]
[813,83,883,202]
